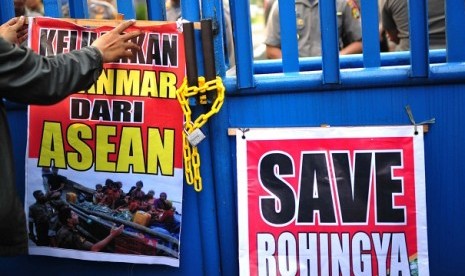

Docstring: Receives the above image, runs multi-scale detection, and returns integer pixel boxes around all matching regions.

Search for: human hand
[91,20,141,63]
[0,16,28,45]
[110,224,124,237]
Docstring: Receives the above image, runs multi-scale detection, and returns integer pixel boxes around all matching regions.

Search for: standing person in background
[88,0,118,19]
[0,16,141,256]
[28,190,53,246]
[265,0,363,59]
[14,0,26,16]
[165,0,180,22]
[381,0,445,51]
[221,0,235,68]
[45,166,67,199]
[25,0,44,16]
[353,0,392,52]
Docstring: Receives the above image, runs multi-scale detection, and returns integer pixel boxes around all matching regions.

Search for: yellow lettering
[95,125,116,171]
[140,71,159,97]
[67,123,93,171]
[38,122,66,168]
[95,69,115,95]
[116,127,146,173]
[159,72,177,99]
[116,70,140,96]
[38,123,176,174]
[147,128,174,175]
[82,69,178,99]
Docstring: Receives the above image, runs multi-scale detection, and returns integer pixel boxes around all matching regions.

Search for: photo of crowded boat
[26,166,181,260]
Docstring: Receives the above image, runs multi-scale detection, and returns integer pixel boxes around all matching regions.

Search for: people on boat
[28,190,54,246]
[93,184,104,204]
[127,180,146,212]
[153,192,169,212]
[100,181,124,209]
[113,181,127,209]
[69,178,181,235]
[148,193,180,234]
[56,205,124,251]
[46,166,67,199]
[134,189,155,212]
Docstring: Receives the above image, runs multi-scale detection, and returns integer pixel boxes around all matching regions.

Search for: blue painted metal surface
[0,0,14,24]
[2,0,465,274]
[43,0,63,18]
[319,0,340,84]
[408,0,429,77]
[199,1,237,275]
[116,0,135,19]
[68,0,88,18]
[445,0,465,62]
[360,0,380,67]
[230,0,255,88]
[146,0,165,21]
[253,50,447,74]
[278,0,299,73]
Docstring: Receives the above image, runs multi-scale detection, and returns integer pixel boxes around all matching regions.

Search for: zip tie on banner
[405,105,435,135]
[238,128,250,139]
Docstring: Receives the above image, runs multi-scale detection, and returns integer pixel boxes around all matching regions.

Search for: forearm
[58,183,65,191]
[90,233,116,252]
[339,41,363,55]
[266,45,283,59]
[0,38,103,104]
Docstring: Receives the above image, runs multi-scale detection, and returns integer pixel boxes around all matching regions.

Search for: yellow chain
[176,76,225,191]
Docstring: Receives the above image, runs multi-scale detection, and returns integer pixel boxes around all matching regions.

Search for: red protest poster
[236,126,429,275]
[25,17,184,266]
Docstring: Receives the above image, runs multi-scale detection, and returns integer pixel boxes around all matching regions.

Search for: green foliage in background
[135,2,148,20]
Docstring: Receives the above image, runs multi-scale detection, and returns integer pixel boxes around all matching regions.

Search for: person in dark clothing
[28,190,53,246]
[149,193,179,233]
[381,0,445,51]
[46,167,67,199]
[0,16,141,256]
[127,180,146,212]
[56,206,123,251]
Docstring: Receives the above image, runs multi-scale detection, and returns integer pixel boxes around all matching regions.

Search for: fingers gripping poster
[25,18,184,266]
[236,126,429,275]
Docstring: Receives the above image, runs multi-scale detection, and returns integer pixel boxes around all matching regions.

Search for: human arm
[339,40,363,55]
[90,224,124,252]
[381,0,410,50]
[0,20,140,104]
[381,0,399,44]
[50,182,65,194]
[338,1,363,55]
[264,1,282,59]
[0,39,103,104]
[265,44,282,59]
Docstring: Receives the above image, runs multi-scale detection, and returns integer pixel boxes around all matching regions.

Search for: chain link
[176,76,225,192]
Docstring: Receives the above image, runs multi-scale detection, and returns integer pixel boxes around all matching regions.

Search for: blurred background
[12,0,271,60]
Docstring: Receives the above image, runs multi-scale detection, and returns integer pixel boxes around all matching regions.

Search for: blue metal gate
[1,0,465,274]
